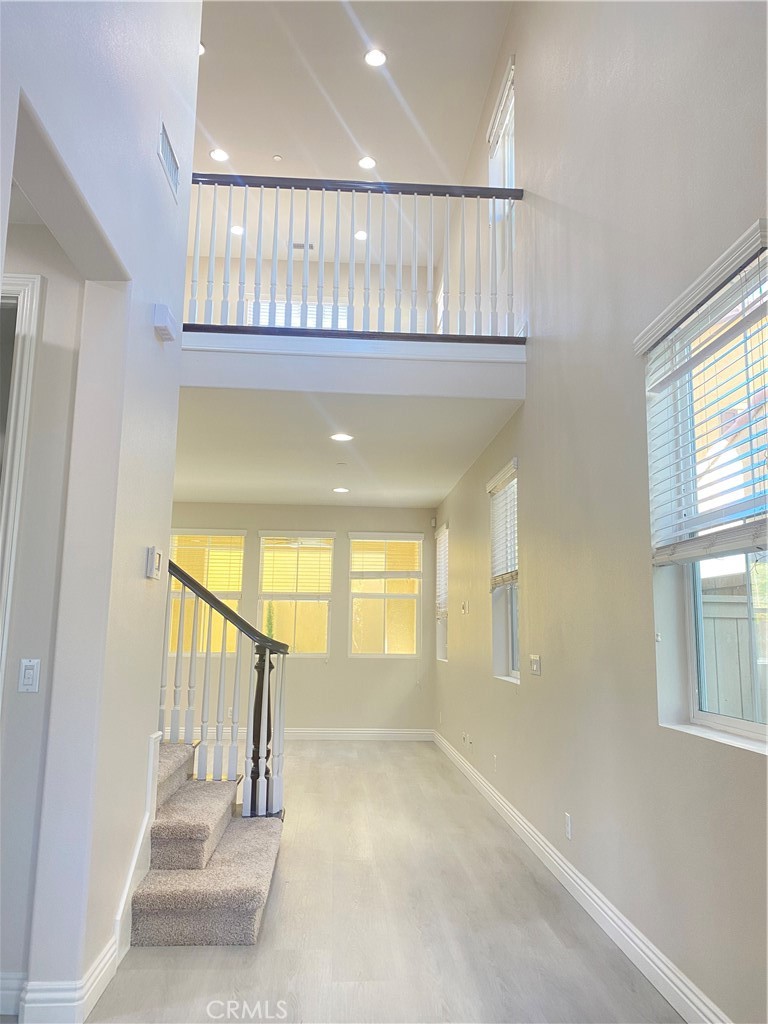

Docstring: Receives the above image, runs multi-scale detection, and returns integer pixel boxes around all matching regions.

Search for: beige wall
[0,225,82,975]
[172,502,435,729]
[436,4,767,1022]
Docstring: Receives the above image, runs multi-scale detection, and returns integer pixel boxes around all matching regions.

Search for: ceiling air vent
[158,122,180,199]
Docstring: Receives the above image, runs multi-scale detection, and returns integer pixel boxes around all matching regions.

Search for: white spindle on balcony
[474,195,483,335]
[426,194,434,332]
[254,186,264,321]
[459,197,467,334]
[221,184,233,324]
[410,194,419,333]
[506,199,514,335]
[204,182,218,323]
[363,192,372,331]
[236,186,248,326]
[490,197,498,336]
[348,195,356,329]
[301,189,310,328]
[394,194,403,332]
[378,195,387,332]
[269,186,280,326]
[285,188,295,327]
[442,195,450,334]
[332,190,341,329]
[316,189,326,330]
[188,184,202,321]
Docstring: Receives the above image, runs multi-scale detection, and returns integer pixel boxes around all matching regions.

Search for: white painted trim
[113,731,161,962]
[1,972,26,1015]
[0,273,44,686]
[633,219,767,356]
[432,731,731,1024]
[285,727,433,741]
[18,937,117,1024]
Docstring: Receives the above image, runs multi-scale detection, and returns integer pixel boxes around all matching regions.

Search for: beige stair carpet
[156,742,195,808]
[132,816,283,946]
[151,779,237,870]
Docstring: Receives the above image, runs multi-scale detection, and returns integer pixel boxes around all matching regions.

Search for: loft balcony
[183,173,525,348]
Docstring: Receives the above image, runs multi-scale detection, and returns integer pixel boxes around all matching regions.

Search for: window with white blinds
[646,248,767,562]
[488,462,518,589]
[435,525,448,661]
[169,533,245,654]
[349,534,422,656]
[258,535,333,655]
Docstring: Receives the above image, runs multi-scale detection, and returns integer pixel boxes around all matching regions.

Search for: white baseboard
[18,937,117,1024]
[285,727,434,741]
[1,971,26,1015]
[432,731,730,1024]
[114,730,161,962]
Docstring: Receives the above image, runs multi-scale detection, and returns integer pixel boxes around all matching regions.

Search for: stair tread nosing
[152,779,238,842]
[157,742,196,790]
[135,817,283,913]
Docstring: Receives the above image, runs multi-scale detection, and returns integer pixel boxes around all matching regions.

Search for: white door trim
[0,273,44,689]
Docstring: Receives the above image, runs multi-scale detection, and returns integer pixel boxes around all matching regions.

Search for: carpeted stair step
[132,816,283,946]
[151,778,237,870]
[156,742,196,809]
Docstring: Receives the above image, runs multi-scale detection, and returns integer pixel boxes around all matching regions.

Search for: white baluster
[347,192,356,330]
[241,644,257,817]
[236,186,249,326]
[363,191,372,331]
[228,631,242,780]
[213,617,227,780]
[442,195,450,334]
[316,190,326,329]
[197,608,214,779]
[158,574,172,733]
[204,183,218,324]
[170,584,186,742]
[285,187,295,327]
[301,189,310,328]
[474,196,483,335]
[459,197,467,334]
[253,186,264,327]
[221,184,233,324]
[184,595,199,743]
[188,183,202,321]
[378,194,387,332]
[332,190,341,329]
[426,194,434,333]
[490,197,498,335]
[269,186,280,326]
[410,194,419,333]
[394,193,403,332]
[506,198,514,335]
[254,649,270,815]
[267,652,286,814]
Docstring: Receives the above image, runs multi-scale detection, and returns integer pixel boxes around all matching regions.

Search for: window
[350,534,422,656]
[258,535,333,655]
[436,525,449,661]
[488,60,515,190]
[169,533,244,654]
[645,240,767,738]
[488,461,519,680]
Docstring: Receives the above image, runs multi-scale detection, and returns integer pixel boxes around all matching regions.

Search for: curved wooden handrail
[192,172,523,202]
[168,559,289,654]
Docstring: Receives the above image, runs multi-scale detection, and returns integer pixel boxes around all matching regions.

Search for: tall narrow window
[350,535,422,656]
[258,535,333,655]
[488,461,519,680]
[488,60,515,189]
[436,525,449,661]
[645,243,767,736]
[170,533,244,654]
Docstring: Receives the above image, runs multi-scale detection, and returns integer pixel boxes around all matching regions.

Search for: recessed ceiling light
[333,487,350,494]
[210,148,229,162]
[331,433,354,441]
[354,230,368,242]
[364,49,387,67]
[231,225,244,236]
[358,156,376,171]
[199,42,206,56]
[273,154,283,162]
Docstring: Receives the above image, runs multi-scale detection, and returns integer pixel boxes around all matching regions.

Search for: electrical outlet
[227,706,233,720]
[565,812,573,840]
[530,654,541,676]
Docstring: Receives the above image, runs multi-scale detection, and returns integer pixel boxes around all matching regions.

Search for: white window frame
[637,219,768,752]
[436,524,448,662]
[348,532,423,658]
[257,532,334,659]
[488,460,520,684]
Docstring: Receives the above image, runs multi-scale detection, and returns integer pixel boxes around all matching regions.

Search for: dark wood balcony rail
[185,173,525,343]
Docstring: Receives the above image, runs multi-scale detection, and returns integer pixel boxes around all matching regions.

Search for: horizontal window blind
[646,249,767,557]
[171,534,244,594]
[349,538,422,576]
[259,536,333,594]
[435,526,448,620]
[488,462,518,590]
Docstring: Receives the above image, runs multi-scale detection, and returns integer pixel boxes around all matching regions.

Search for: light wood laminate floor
[89,741,681,1024]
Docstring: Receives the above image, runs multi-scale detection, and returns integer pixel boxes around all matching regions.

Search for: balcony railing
[185,173,524,344]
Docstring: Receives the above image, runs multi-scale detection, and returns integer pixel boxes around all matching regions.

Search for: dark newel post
[250,647,275,816]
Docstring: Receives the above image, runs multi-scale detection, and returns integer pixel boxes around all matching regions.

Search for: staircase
[131,742,282,946]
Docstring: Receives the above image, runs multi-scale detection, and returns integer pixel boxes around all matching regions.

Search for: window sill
[494,673,520,685]
[436,657,448,664]
[660,720,767,755]
[350,653,420,659]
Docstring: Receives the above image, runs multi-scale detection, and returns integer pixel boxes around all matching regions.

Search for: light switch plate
[18,658,40,693]
[529,654,541,676]
[146,546,163,580]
